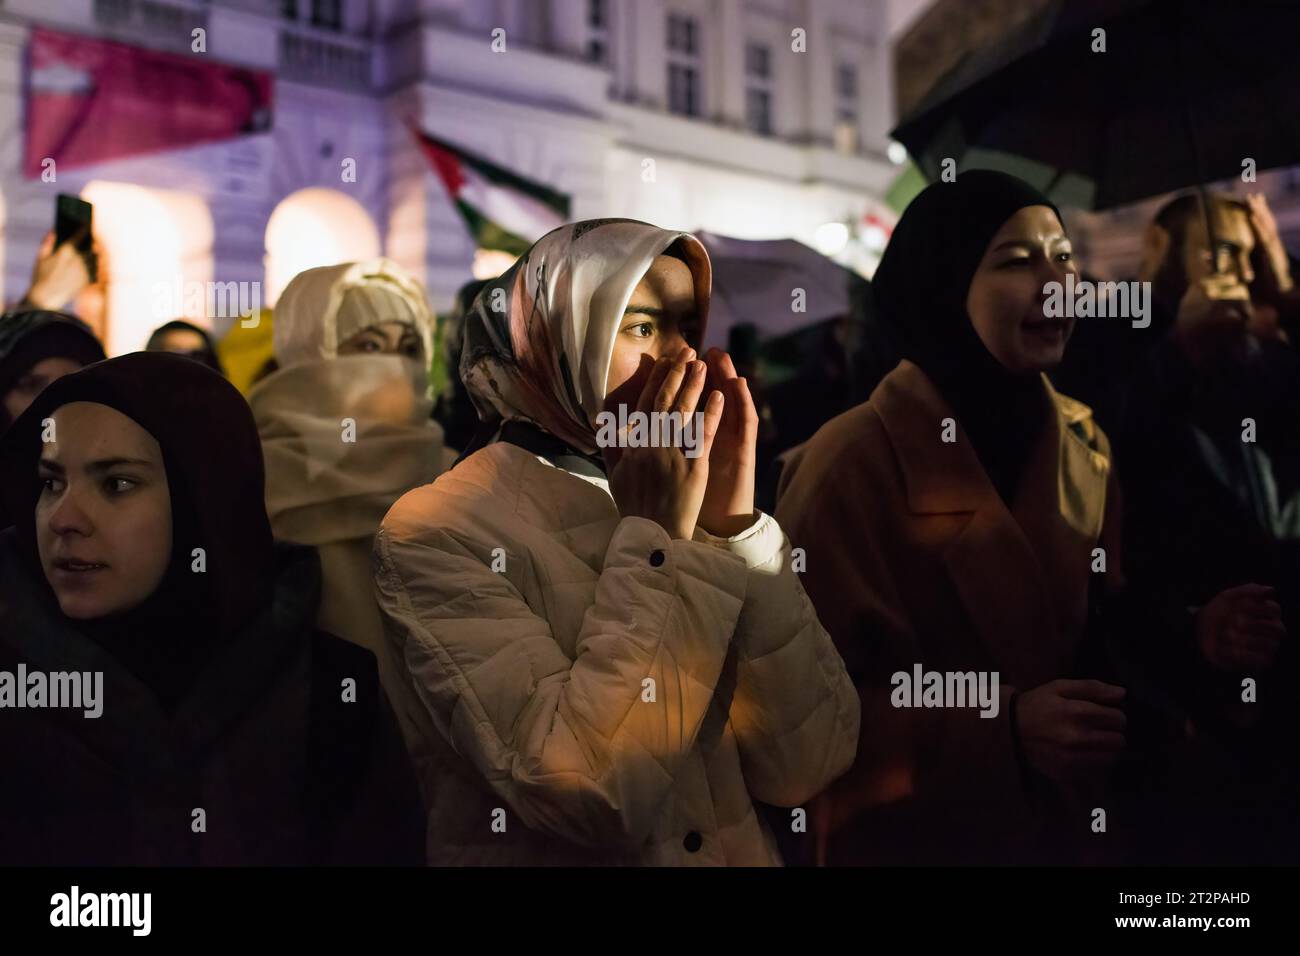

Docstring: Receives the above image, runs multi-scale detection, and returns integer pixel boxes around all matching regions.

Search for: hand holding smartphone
[54,193,97,284]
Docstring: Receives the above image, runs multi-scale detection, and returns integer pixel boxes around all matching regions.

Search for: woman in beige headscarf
[251,258,447,802]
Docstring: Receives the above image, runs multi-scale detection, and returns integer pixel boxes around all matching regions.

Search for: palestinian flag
[412,127,570,256]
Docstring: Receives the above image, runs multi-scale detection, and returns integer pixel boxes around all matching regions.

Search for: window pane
[589,0,606,29]
[837,64,858,100]
[669,63,700,116]
[669,14,699,54]
[312,0,341,30]
[746,88,772,135]
[587,38,607,63]
[746,43,770,78]
[667,14,700,55]
[280,0,298,19]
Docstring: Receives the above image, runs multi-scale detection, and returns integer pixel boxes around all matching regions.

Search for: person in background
[216,309,276,396]
[758,317,859,514]
[1053,191,1299,434]
[1142,192,1298,341]
[250,258,449,813]
[0,309,105,433]
[432,279,488,454]
[0,353,422,865]
[777,172,1130,865]
[373,219,858,865]
[145,319,224,375]
[1114,191,1300,863]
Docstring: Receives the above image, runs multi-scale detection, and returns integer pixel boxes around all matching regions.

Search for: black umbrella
[893,0,1300,218]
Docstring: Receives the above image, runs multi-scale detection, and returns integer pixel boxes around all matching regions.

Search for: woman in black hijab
[777,171,1130,864]
[0,309,105,433]
[869,170,1101,504]
[0,352,422,865]
[144,319,225,376]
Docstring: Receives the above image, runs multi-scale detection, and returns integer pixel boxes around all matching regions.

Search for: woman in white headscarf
[373,219,859,865]
[251,258,447,802]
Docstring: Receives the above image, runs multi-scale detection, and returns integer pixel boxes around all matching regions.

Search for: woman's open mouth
[1022,317,1069,341]
[52,558,109,574]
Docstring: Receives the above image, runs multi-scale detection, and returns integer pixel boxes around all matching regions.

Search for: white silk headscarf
[460,219,712,456]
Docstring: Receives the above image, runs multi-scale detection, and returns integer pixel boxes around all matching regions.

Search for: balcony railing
[92,0,210,50]
[279,27,372,91]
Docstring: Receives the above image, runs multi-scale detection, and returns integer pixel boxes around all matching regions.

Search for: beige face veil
[271,258,436,377]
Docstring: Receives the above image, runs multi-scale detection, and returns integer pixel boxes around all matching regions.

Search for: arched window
[264,187,380,305]
[79,181,214,356]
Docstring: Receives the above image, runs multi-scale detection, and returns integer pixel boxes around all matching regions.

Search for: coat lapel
[872,362,1109,687]
[1011,381,1112,659]
[1046,383,1111,542]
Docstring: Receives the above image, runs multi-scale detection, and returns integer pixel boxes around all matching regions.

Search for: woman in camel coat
[777,172,1127,865]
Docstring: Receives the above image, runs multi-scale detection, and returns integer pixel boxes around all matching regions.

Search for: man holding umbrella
[1115,189,1300,863]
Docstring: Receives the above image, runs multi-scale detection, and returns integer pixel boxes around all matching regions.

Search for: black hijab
[145,319,225,376]
[873,170,1062,503]
[0,310,106,432]
[0,352,273,710]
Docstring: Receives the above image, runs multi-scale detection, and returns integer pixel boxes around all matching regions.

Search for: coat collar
[872,360,1000,516]
[871,361,1110,684]
[872,360,1107,526]
[0,534,317,774]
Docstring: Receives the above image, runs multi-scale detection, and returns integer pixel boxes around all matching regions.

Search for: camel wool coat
[373,440,860,866]
[776,360,1121,865]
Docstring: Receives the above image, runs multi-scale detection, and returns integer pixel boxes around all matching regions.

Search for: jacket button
[683,831,702,853]
[649,549,665,567]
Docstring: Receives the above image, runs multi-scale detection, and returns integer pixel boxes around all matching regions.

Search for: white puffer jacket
[374,441,860,865]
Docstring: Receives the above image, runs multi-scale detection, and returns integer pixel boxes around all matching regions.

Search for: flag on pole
[412,128,570,256]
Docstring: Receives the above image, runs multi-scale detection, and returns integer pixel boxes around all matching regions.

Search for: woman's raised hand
[603,346,723,540]
[698,348,759,537]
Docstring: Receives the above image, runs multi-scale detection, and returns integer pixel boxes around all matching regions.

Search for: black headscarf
[0,310,106,432]
[0,352,273,710]
[145,319,225,376]
[873,170,1063,503]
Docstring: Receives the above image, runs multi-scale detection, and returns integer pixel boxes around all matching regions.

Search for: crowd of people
[0,170,1294,866]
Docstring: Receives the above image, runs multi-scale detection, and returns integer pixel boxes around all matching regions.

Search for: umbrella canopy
[893,0,1300,210]
[695,231,868,347]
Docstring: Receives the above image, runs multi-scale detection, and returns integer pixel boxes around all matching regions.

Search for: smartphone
[54,193,97,283]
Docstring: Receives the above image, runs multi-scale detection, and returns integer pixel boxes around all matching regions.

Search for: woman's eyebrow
[990,239,1032,252]
[990,234,1069,253]
[623,305,664,317]
[85,457,156,473]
